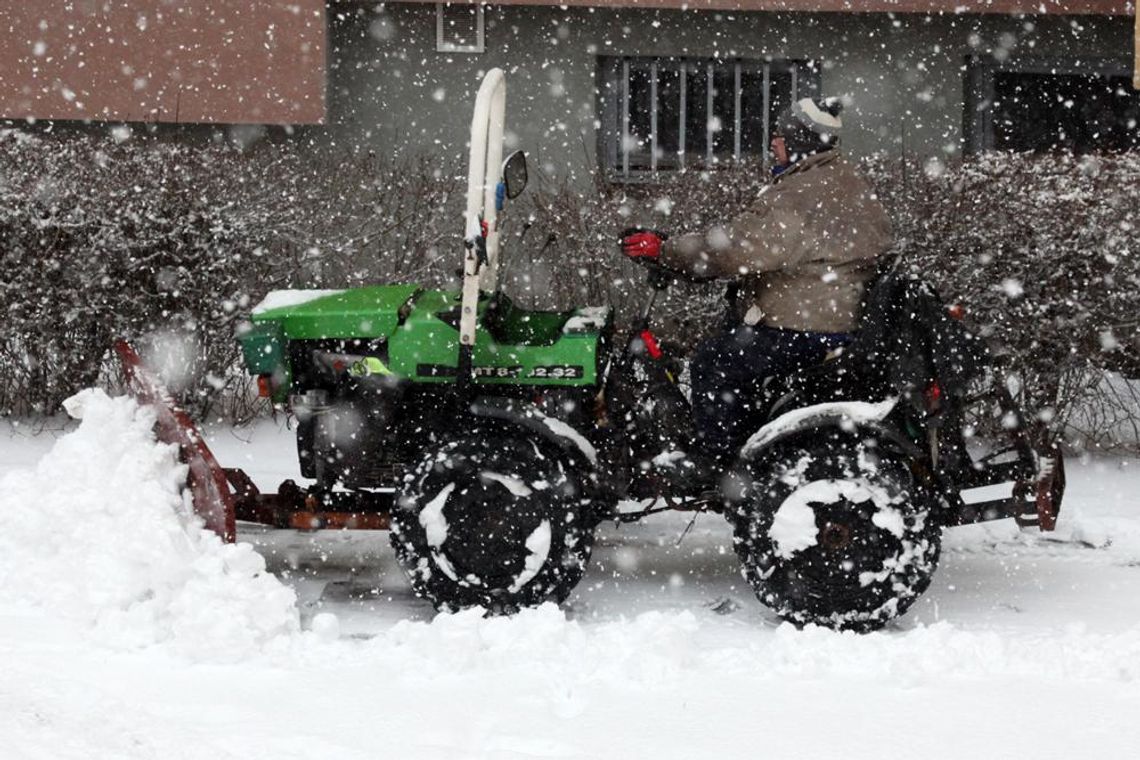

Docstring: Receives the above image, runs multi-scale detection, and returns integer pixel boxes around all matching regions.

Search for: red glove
[621,230,664,259]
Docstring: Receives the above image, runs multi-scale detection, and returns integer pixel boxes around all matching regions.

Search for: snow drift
[0,389,297,659]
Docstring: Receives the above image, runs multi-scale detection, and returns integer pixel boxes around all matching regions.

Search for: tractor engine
[290,341,409,489]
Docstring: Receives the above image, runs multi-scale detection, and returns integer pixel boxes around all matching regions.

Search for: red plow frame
[114,340,392,541]
[115,340,237,541]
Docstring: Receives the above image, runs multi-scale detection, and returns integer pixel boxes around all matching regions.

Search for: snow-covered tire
[727,436,941,632]
[390,434,594,613]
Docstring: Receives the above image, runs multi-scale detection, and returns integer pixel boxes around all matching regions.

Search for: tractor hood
[239,283,612,396]
[249,285,422,340]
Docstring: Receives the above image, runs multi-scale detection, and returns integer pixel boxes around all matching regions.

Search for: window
[436,3,484,54]
[965,57,1140,154]
[597,57,819,178]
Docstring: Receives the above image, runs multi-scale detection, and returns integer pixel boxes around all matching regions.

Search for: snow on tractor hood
[248,284,422,340]
[252,289,347,315]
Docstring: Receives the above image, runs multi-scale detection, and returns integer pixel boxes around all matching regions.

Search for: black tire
[726,435,941,632]
[390,433,594,613]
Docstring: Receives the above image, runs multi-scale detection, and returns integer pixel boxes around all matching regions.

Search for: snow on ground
[2,404,1140,758]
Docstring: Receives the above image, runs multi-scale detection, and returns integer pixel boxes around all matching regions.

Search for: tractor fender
[739,397,922,462]
[468,397,597,467]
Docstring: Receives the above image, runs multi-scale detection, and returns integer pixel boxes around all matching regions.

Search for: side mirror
[502,150,528,200]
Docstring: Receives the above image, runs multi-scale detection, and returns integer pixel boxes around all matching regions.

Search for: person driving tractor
[621,97,893,463]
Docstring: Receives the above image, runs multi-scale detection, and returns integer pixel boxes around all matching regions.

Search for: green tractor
[120,69,1062,632]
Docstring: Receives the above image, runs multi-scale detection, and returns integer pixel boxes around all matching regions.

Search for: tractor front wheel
[391,434,594,613]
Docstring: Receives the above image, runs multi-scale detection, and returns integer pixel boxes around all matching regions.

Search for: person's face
[770,134,789,168]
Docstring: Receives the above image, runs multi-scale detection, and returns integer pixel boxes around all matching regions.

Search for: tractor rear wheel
[727,436,941,632]
[390,433,594,613]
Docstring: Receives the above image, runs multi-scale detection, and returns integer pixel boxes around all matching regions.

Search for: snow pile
[0,389,298,659]
[361,602,1140,686]
[375,603,702,683]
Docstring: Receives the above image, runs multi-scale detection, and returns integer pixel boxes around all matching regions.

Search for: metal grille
[436,3,484,54]
[600,57,819,179]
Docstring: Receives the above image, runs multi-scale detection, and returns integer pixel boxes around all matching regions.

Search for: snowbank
[349,601,1140,687]
[0,389,298,660]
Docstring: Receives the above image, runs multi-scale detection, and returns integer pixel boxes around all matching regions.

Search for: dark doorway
[991,71,1140,153]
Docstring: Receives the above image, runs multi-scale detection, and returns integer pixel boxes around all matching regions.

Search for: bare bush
[4,128,1138,453]
[865,152,1140,451]
[0,129,461,419]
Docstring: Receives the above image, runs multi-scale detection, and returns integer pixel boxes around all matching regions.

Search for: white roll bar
[459,68,506,351]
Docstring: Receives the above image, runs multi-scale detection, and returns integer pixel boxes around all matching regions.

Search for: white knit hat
[777,97,844,154]
[790,97,843,133]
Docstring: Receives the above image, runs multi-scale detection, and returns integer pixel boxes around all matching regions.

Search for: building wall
[0,0,326,125]
[326,4,1133,182]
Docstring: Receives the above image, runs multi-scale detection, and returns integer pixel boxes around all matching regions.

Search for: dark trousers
[689,324,851,462]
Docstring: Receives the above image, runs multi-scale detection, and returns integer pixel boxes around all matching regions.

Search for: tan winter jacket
[660,151,891,333]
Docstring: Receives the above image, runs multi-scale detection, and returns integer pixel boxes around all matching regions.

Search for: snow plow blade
[115,339,237,542]
[115,339,394,540]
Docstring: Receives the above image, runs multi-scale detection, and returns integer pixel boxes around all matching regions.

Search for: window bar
[678,62,687,170]
[733,61,742,160]
[762,63,771,170]
[706,61,714,163]
[621,59,630,178]
[650,60,658,173]
[791,65,798,104]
